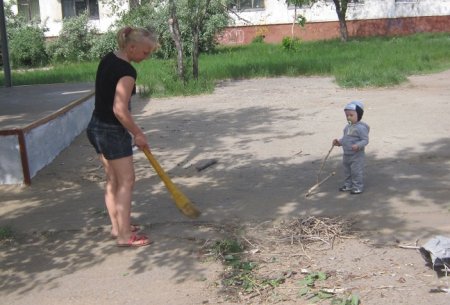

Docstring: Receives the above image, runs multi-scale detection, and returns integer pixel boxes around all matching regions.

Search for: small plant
[0,226,14,242]
[298,271,360,304]
[251,35,265,44]
[209,237,284,295]
[331,295,360,305]
[211,238,243,259]
[298,271,329,299]
[281,36,302,50]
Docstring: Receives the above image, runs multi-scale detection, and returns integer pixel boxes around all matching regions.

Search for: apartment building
[8,0,450,43]
[10,0,120,37]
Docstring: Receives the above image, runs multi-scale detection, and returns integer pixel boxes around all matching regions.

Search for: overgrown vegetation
[2,33,450,96]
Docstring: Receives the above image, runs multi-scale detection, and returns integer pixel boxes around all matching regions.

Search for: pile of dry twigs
[268,216,354,250]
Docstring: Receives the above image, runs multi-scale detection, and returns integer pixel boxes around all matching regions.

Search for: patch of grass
[2,33,450,97]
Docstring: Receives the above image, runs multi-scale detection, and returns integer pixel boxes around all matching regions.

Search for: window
[18,0,41,22]
[62,0,99,19]
[229,0,265,11]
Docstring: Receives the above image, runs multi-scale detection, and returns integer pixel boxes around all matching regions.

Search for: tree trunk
[129,0,140,9]
[333,0,349,42]
[168,1,185,82]
[291,6,297,40]
[192,27,200,80]
[190,0,211,80]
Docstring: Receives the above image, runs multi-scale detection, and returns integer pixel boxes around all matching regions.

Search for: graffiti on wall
[219,29,245,44]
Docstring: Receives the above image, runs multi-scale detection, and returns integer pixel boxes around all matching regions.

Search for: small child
[332,101,370,194]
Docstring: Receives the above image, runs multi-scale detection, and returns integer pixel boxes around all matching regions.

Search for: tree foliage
[46,13,98,62]
[103,0,230,80]
[102,0,230,59]
[4,1,48,67]
[9,25,48,67]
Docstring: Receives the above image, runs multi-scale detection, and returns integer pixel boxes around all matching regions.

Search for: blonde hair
[117,26,159,50]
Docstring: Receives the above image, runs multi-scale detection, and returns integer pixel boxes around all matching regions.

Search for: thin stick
[305,171,336,198]
[317,145,335,183]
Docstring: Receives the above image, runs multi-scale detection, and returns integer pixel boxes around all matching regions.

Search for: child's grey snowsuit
[339,121,370,191]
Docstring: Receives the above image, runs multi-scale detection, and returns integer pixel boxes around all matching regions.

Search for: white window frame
[229,0,265,11]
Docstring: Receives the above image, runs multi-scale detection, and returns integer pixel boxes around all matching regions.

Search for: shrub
[89,31,117,60]
[9,25,48,67]
[282,36,302,51]
[251,35,265,44]
[47,13,97,63]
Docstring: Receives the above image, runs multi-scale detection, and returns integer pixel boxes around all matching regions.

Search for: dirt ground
[1,70,450,305]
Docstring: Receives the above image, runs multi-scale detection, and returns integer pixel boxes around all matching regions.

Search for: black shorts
[86,115,132,160]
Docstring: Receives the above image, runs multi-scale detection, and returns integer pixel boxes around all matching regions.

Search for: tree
[187,0,211,80]
[168,0,185,82]
[102,0,229,81]
[286,0,351,42]
[331,0,350,42]
[285,0,311,39]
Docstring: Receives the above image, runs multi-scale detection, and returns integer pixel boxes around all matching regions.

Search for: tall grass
[2,33,450,97]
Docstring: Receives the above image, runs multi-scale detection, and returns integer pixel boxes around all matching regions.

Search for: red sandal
[117,234,151,247]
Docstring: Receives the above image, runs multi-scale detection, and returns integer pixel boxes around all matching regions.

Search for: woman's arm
[113,76,148,150]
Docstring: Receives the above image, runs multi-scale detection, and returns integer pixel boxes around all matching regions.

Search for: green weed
[0,226,14,242]
[210,238,284,295]
[298,271,360,305]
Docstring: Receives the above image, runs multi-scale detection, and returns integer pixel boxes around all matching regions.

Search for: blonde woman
[87,27,159,247]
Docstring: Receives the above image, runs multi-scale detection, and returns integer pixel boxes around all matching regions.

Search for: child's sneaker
[350,188,363,195]
[339,185,352,192]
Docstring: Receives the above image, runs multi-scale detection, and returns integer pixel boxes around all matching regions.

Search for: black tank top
[93,52,137,125]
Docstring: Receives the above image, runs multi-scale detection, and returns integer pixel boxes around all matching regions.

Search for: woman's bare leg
[100,155,135,243]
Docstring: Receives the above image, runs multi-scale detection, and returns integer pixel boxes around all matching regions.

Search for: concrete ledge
[0,93,94,185]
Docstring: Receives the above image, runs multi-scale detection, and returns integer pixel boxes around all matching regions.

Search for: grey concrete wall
[25,97,94,180]
[0,135,23,184]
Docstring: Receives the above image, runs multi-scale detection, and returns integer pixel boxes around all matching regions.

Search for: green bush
[251,35,265,44]
[282,36,302,50]
[9,25,48,67]
[89,30,117,60]
[47,13,97,63]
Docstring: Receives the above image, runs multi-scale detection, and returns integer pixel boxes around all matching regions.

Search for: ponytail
[116,26,159,50]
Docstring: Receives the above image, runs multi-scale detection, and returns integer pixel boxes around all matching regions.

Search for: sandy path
[1,70,450,304]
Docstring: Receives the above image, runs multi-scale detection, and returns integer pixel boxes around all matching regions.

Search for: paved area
[0,82,94,130]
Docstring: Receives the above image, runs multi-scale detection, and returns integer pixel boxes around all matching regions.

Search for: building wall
[7,0,125,37]
[221,0,450,44]
[6,0,450,40]
[219,15,450,44]
[230,0,450,25]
